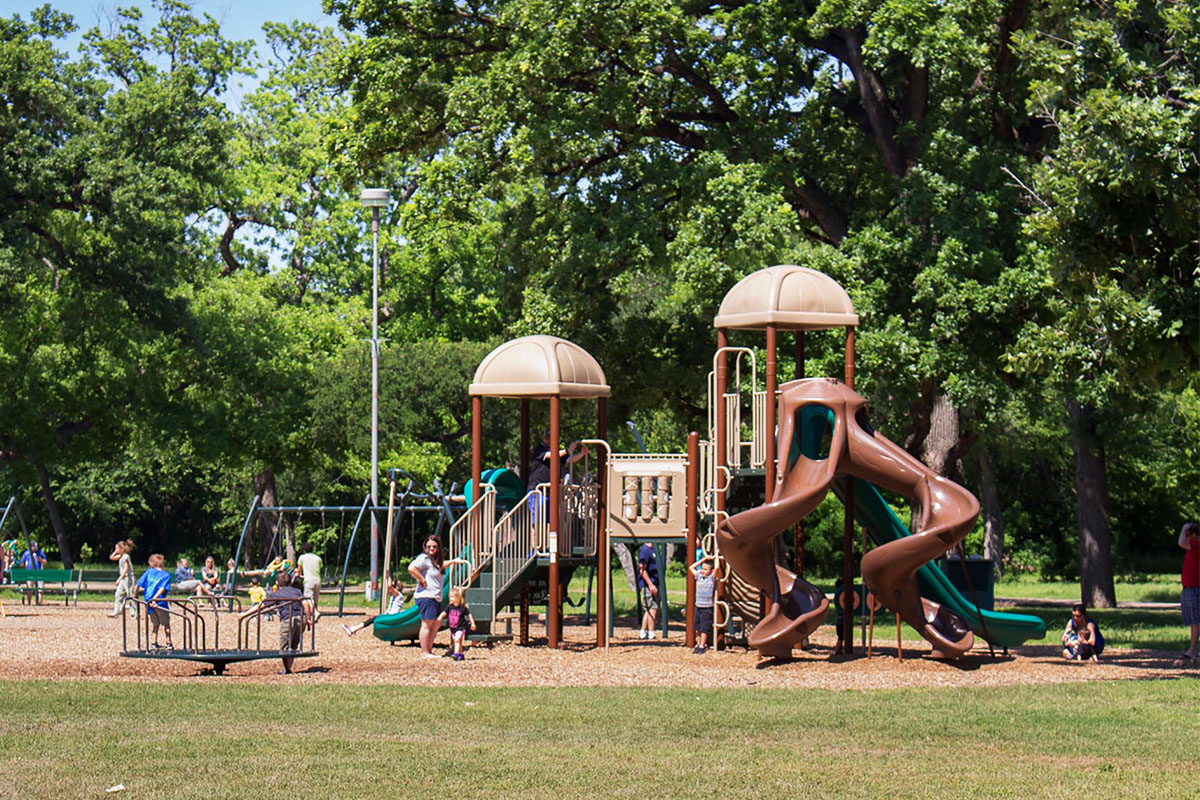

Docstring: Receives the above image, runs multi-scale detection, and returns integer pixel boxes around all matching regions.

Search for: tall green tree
[0,2,249,564]
[1006,0,1199,605]
[324,1,1044,533]
[328,0,1197,596]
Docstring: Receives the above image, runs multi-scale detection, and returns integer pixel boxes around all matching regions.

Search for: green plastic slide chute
[793,405,1045,649]
[370,580,449,643]
[842,479,1046,648]
[464,467,525,512]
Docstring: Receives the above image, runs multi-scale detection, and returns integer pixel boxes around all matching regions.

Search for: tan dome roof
[469,335,610,399]
[714,265,858,330]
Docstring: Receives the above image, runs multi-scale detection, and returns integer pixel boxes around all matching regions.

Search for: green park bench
[8,568,78,606]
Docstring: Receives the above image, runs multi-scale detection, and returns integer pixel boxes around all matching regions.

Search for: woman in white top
[408,535,468,657]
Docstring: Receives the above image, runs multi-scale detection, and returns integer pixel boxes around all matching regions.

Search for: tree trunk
[1068,400,1116,608]
[34,460,73,569]
[613,542,638,593]
[907,384,970,534]
[252,469,279,567]
[920,390,962,481]
[977,446,1004,577]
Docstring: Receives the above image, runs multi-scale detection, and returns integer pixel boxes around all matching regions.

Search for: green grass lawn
[2,680,1196,799]
[994,572,1181,603]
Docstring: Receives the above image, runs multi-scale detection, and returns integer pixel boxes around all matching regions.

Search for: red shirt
[1184,543,1200,588]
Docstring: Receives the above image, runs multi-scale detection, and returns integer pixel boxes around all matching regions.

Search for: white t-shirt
[118,553,134,587]
[297,553,322,587]
[385,593,405,615]
[410,553,443,600]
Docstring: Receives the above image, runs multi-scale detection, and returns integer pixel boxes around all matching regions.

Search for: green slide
[840,478,1046,648]
[370,580,448,643]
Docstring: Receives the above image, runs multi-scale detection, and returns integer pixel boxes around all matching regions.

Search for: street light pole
[360,188,390,598]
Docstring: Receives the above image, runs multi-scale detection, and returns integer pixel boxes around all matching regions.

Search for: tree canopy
[1,1,1195,602]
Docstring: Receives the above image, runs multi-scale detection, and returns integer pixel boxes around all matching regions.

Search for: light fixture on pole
[360,187,390,600]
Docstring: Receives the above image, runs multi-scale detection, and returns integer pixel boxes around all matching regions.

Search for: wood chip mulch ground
[1,602,1195,690]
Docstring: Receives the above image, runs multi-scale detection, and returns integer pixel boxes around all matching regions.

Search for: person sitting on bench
[19,540,47,604]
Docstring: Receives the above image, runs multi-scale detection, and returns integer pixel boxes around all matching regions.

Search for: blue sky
[6,1,341,104]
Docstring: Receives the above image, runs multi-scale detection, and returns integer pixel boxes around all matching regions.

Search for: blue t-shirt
[637,544,659,590]
[137,567,172,609]
[19,548,46,569]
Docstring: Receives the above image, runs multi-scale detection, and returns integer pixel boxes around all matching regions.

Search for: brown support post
[794,331,805,577]
[842,326,856,654]
[765,324,778,502]
[763,324,777,621]
[845,327,855,388]
[548,396,561,648]
[597,397,608,648]
[686,431,699,649]
[472,396,483,496]
[520,399,531,487]
[520,586,530,646]
[715,329,728,650]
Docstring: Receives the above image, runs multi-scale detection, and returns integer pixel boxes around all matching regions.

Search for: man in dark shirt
[266,572,312,674]
[527,430,589,490]
[637,543,660,640]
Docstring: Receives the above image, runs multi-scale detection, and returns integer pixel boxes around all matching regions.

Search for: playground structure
[433,265,1045,658]
[99,263,1045,665]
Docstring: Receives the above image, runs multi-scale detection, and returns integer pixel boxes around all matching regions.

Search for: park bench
[76,568,121,590]
[8,568,78,606]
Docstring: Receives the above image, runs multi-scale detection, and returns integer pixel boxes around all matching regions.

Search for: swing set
[225,470,462,619]
[0,496,36,617]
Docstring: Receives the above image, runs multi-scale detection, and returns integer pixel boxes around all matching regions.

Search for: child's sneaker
[454,653,464,661]
[342,624,355,637]
[638,630,647,640]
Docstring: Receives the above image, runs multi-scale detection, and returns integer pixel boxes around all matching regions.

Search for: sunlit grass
[1,680,1195,800]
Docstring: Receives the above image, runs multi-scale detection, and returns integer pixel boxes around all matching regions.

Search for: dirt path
[1,602,1195,690]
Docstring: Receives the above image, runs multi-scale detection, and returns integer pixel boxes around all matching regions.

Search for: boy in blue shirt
[136,553,173,649]
[690,556,721,654]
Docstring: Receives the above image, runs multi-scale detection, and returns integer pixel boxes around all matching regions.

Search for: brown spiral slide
[716,378,979,659]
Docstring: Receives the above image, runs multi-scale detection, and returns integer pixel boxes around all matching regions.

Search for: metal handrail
[490,487,547,609]
[237,598,316,654]
[447,485,496,591]
[122,597,209,653]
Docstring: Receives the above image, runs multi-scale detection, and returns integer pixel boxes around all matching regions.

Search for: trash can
[938,555,994,611]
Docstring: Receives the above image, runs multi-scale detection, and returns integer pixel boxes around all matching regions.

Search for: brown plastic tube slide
[717,378,978,659]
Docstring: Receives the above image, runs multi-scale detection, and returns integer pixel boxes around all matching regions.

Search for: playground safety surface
[1,602,1195,689]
